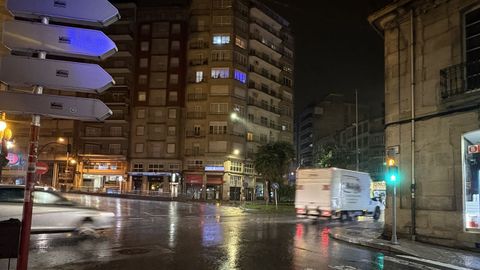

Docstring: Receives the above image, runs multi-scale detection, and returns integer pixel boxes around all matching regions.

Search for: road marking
[384,256,441,269]
[397,255,473,270]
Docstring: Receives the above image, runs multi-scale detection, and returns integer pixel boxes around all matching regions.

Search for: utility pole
[355,89,359,171]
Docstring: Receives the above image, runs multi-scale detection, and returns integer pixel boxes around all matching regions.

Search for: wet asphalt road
[2,194,449,270]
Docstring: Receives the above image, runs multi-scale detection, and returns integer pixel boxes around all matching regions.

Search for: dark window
[0,188,24,202]
[465,8,480,89]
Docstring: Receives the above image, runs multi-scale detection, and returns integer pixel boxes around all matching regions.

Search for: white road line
[384,256,440,270]
[397,255,473,270]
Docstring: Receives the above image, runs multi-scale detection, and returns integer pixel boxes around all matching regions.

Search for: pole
[410,9,417,242]
[355,89,359,171]
[17,16,48,270]
[391,183,399,245]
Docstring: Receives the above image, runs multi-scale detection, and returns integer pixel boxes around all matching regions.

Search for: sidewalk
[329,220,480,270]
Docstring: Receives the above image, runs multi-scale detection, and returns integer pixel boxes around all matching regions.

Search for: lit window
[212,34,230,45]
[211,68,229,79]
[196,71,204,82]
[138,91,146,101]
[247,132,253,142]
[235,36,246,49]
[234,69,246,83]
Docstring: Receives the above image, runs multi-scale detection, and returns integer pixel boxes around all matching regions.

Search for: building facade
[128,4,188,195]
[297,94,365,168]
[184,0,294,200]
[75,3,137,193]
[370,0,480,248]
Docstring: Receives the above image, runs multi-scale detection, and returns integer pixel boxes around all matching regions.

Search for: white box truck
[295,168,383,220]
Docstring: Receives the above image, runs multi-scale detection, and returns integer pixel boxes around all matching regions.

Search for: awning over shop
[186,174,202,184]
[207,175,223,185]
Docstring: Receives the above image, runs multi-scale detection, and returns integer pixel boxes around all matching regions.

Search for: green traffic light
[390,175,396,181]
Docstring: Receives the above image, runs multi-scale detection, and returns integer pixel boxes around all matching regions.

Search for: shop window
[463,130,480,232]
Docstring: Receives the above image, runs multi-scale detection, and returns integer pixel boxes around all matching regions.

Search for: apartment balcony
[189,59,209,66]
[247,98,281,115]
[249,49,282,70]
[79,149,128,156]
[187,93,208,101]
[105,114,127,122]
[80,131,129,140]
[185,148,205,156]
[100,94,130,105]
[190,26,210,33]
[186,112,207,119]
[186,130,206,137]
[249,66,281,85]
[440,61,480,100]
[188,77,208,84]
[186,164,204,171]
[248,81,282,102]
[189,41,209,50]
[248,119,283,131]
[250,17,281,39]
[250,34,282,55]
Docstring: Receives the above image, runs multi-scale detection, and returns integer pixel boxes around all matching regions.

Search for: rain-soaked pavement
[2,194,452,270]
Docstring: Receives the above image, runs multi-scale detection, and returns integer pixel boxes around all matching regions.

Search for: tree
[314,143,352,168]
[253,141,294,203]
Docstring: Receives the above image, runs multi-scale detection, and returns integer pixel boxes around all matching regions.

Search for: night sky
[113,0,389,116]
[267,0,389,116]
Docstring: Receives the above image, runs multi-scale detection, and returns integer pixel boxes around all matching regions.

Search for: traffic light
[386,158,399,183]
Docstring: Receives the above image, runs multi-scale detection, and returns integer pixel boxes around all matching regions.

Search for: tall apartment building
[297,94,365,168]
[128,4,188,193]
[184,0,294,200]
[75,3,137,192]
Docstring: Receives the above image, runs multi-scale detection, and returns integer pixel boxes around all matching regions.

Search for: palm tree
[253,141,294,203]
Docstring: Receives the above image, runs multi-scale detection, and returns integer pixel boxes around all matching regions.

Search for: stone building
[369,0,480,248]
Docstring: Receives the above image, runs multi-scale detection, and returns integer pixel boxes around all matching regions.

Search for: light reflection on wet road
[6,194,435,270]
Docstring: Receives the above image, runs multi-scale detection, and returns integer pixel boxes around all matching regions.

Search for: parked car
[0,185,114,234]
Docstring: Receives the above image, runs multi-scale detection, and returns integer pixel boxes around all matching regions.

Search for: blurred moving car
[0,185,114,234]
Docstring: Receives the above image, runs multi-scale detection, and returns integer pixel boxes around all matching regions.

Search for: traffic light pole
[391,183,399,245]
[17,17,48,270]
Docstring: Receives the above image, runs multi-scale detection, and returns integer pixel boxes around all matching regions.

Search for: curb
[328,230,411,256]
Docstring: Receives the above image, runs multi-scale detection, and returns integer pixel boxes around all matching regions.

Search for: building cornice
[367,0,414,37]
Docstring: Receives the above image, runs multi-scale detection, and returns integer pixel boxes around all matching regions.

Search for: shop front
[79,161,126,193]
[463,131,480,232]
[206,174,223,200]
[185,174,203,199]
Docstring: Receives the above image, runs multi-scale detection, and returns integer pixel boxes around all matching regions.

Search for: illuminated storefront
[463,131,480,232]
[79,161,126,193]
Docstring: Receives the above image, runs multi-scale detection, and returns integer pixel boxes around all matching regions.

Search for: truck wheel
[373,206,381,220]
[340,212,349,222]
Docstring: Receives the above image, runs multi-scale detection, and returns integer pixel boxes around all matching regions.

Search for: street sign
[35,162,48,175]
[3,20,117,60]
[272,182,279,190]
[6,0,120,27]
[0,91,112,121]
[0,56,114,94]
